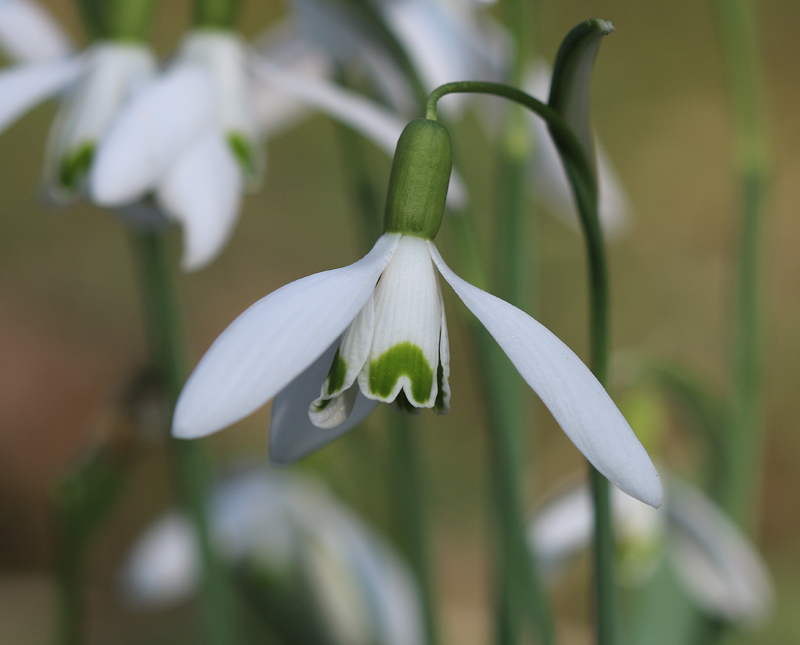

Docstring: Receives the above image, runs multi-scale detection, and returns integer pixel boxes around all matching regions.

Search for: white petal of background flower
[173,234,401,439]
[428,242,663,508]
[90,65,216,205]
[44,43,157,199]
[156,132,242,271]
[252,18,332,138]
[270,341,380,465]
[120,511,200,608]
[667,478,774,625]
[0,0,73,63]
[0,57,82,133]
[251,56,467,210]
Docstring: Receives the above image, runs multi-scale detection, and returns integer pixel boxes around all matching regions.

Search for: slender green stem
[710,0,769,528]
[77,0,156,42]
[194,0,242,29]
[333,112,441,645]
[131,230,241,645]
[448,213,554,645]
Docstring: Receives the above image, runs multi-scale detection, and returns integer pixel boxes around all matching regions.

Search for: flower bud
[383,118,451,240]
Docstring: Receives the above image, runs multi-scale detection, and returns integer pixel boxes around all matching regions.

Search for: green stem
[333,114,441,645]
[194,0,242,29]
[449,213,554,645]
[77,0,156,42]
[710,0,769,528]
[131,230,241,645]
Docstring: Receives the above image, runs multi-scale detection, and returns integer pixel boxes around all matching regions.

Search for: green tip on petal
[369,342,434,405]
[59,142,95,193]
[227,131,257,180]
[325,347,348,395]
[383,119,452,240]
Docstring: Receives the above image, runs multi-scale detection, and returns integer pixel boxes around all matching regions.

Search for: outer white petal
[156,132,242,272]
[120,511,200,607]
[0,57,81,134]
[270,340,379,465]
[250,56,467,209]
[0,0,73,63]
[89,65,216,205]
[529,486,593,578]
[173,234,401,439]
[667,479,774,625]
[429,242,663,508]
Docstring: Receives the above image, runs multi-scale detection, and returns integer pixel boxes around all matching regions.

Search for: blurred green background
[1,0,799,642]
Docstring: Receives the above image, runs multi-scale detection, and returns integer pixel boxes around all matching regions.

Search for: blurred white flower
[89,26,419,271]
[120,468,423,645]
[530,475,774,626]
[0,0,156,199]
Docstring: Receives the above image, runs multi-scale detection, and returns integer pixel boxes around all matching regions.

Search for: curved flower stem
[430,80,618,643]
[131,229,240,645]
[711,0,769,528]
[333,114,441,645]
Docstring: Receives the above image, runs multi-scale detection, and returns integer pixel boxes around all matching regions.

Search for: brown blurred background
[0,0,798,642]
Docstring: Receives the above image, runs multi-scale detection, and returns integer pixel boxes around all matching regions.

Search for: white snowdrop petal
[156,132,242,272]
[429,242,663,508]
[270,341,380,464]
[529,486,593,575]
[0,0,73,63]
[667,479,774,625]
[358,236,443,408]
[120,512,200,607]
[173,234,401,439]
[0,57,81,134]
[89,65,216,205]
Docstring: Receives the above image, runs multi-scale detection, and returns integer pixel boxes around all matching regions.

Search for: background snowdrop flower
[120,468,424,645]
[0,1,156,199]
[173,118,662,508]
[530,475,774,625]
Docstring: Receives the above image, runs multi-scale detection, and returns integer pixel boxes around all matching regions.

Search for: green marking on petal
[313,397,333,412]
[325,347,347,396]
[369,342,434,405]
[59,142,95,192]
[227,131,256,178]
[434,362,446,413]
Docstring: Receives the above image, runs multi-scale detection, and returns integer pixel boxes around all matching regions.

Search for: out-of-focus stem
[131,230,240,645]
[711,0,769,528]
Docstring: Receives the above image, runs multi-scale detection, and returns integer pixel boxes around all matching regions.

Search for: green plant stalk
[430,80,618,643]
[449,213,554,645]
[77,0,156,42]
[131,230,240,645]
[333,117,441,645]
[711,0,769,528]
[194,0,242,30]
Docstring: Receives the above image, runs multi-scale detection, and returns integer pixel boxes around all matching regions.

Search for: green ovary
[59,142,94,192]
[369,342,434,405]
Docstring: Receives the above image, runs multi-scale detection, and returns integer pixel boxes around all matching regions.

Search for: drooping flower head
[173,116,663,509]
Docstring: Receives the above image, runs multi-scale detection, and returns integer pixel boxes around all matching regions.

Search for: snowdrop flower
[0,0,157,199]
[530,476,774,625]
[121,468,423,645]
[173,117,662,508]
